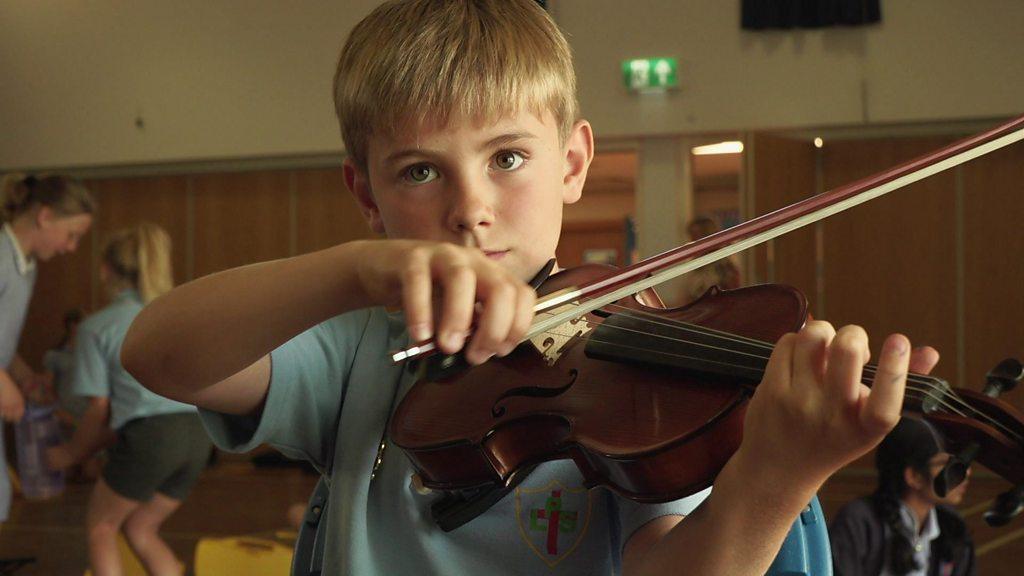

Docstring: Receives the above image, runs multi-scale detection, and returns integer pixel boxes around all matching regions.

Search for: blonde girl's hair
[102,223,173,304]
[1,173,96,223]
[334,0,579,170]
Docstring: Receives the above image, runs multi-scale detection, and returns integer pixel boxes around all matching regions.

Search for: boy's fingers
[823,325,870,407]
[790,320,835,393]
[762,332,797,394]
[436,263,476,354]
[503,285,537,355]
[466,281,517,364]
[861,333,910,435]
[401,259,434,342]
[908,345,940,375]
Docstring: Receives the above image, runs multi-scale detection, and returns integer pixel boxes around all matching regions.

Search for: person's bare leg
[122,492,184,576]
[86,479,140,576]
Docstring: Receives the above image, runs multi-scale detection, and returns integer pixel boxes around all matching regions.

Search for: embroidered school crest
[515,481,592,567]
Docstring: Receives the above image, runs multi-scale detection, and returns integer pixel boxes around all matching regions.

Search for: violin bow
[393,114,1024,363]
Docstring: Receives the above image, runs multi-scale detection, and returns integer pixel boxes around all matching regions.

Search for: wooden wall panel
[750,134,817,298]
[556,220,627,270]
[90,176,190,287]
[192,171,291,277]
[821,137,958,382]
[18,229,94,370]
[962,141,1024,399]
[293,168,373,255]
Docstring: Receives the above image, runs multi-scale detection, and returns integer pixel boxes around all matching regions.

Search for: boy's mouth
[483,249,509,260]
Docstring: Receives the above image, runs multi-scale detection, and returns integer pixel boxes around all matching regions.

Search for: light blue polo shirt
[0,223,36,521]
[200,307,710,575]
[70,289,196,430]
[0,224,36,369]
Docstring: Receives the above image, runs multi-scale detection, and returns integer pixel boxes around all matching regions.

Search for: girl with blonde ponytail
[47,223,212,576]
[1,173,94,524]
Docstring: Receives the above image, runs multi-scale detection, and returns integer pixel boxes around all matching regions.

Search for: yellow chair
[83,534,147,576]
[194,536,293,576]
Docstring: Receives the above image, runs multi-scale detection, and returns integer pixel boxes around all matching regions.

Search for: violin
[388,114,1024,529]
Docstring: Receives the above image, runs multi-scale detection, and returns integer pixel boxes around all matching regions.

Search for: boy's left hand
[736,321,939,489]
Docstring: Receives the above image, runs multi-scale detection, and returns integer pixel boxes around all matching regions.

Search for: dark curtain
[741,0,881,29]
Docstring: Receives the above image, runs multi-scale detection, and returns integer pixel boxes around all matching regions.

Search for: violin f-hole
[491,369,579,418]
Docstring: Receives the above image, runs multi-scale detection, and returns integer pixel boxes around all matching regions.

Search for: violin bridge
[529,304,592,366]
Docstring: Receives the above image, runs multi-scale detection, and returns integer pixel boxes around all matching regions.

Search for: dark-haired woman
[0,173,94,523]
[829,416,975,576]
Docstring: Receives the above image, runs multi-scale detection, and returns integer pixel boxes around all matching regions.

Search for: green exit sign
[622,58,678,92]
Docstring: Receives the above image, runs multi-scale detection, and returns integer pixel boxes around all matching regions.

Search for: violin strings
[580,305,1024,444]
[536,301,1022,445]
[574,334,1007,441]
[590,302,995,420]
[575,334,971,418]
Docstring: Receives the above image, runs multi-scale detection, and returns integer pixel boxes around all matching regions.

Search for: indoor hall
[2,1,1022,574]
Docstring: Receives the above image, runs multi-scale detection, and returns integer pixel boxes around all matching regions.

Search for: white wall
[2,0,1022,170]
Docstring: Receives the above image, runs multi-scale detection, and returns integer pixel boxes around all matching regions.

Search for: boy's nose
[446,182,494,233]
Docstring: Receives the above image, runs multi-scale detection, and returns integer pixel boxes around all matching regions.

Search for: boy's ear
[561,119,594,205]
[343,158,386,234]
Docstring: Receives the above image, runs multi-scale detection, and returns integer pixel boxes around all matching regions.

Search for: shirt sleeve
[617,486,713,554]
[198,309,373,473]
[0,275,21,369]
[828,500,871,576]
[68,325,111,399]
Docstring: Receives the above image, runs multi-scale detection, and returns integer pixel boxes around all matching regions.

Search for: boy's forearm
[123,241,373,400]
[631,449,822,576]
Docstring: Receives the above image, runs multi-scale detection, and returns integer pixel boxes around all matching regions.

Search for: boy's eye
[406,164,438,184]
[494,151,525,171]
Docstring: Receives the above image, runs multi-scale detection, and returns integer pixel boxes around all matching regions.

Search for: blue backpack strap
[292,475,330,576]
[766,495,833,576]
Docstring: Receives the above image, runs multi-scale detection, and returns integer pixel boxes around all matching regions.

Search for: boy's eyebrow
[381,131,539,167]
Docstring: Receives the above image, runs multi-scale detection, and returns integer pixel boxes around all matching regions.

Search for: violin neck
[584,311,950,411]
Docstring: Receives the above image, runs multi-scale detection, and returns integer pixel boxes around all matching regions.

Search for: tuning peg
[983,358,1023,398]
[985,485,1024,527]
[934,442,979,498]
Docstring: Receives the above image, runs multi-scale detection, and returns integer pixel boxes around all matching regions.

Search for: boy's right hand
[0,377,26,422]
[355,240,537,365]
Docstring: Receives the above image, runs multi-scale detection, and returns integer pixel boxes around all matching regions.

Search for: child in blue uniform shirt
[48,223,212,576]
[123,1,941,574]
[0,174,93,523]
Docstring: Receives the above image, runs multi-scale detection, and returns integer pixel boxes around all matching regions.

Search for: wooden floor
[2,455,1023,575]
[1,451,317,575]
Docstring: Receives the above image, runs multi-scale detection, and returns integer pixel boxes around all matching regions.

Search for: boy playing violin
[122,1,939,573]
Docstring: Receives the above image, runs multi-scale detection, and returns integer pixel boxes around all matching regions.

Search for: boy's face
[345,109,593,282]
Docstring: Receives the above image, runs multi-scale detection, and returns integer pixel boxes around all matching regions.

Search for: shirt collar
[899,502,941,542]
[2,223,35,275]
[114,288,141,303]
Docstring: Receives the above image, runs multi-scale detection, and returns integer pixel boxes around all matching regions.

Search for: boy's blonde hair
[1,173,95,223]
[334,0,579,170]
[102,223,173,304]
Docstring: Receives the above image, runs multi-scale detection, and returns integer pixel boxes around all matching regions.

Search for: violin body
[390,265,807,502]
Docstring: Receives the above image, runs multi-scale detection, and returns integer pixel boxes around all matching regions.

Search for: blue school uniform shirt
[70,289,195,429]
[0,223,36,521]
[0,224,35,370]
[200,307,710,575]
